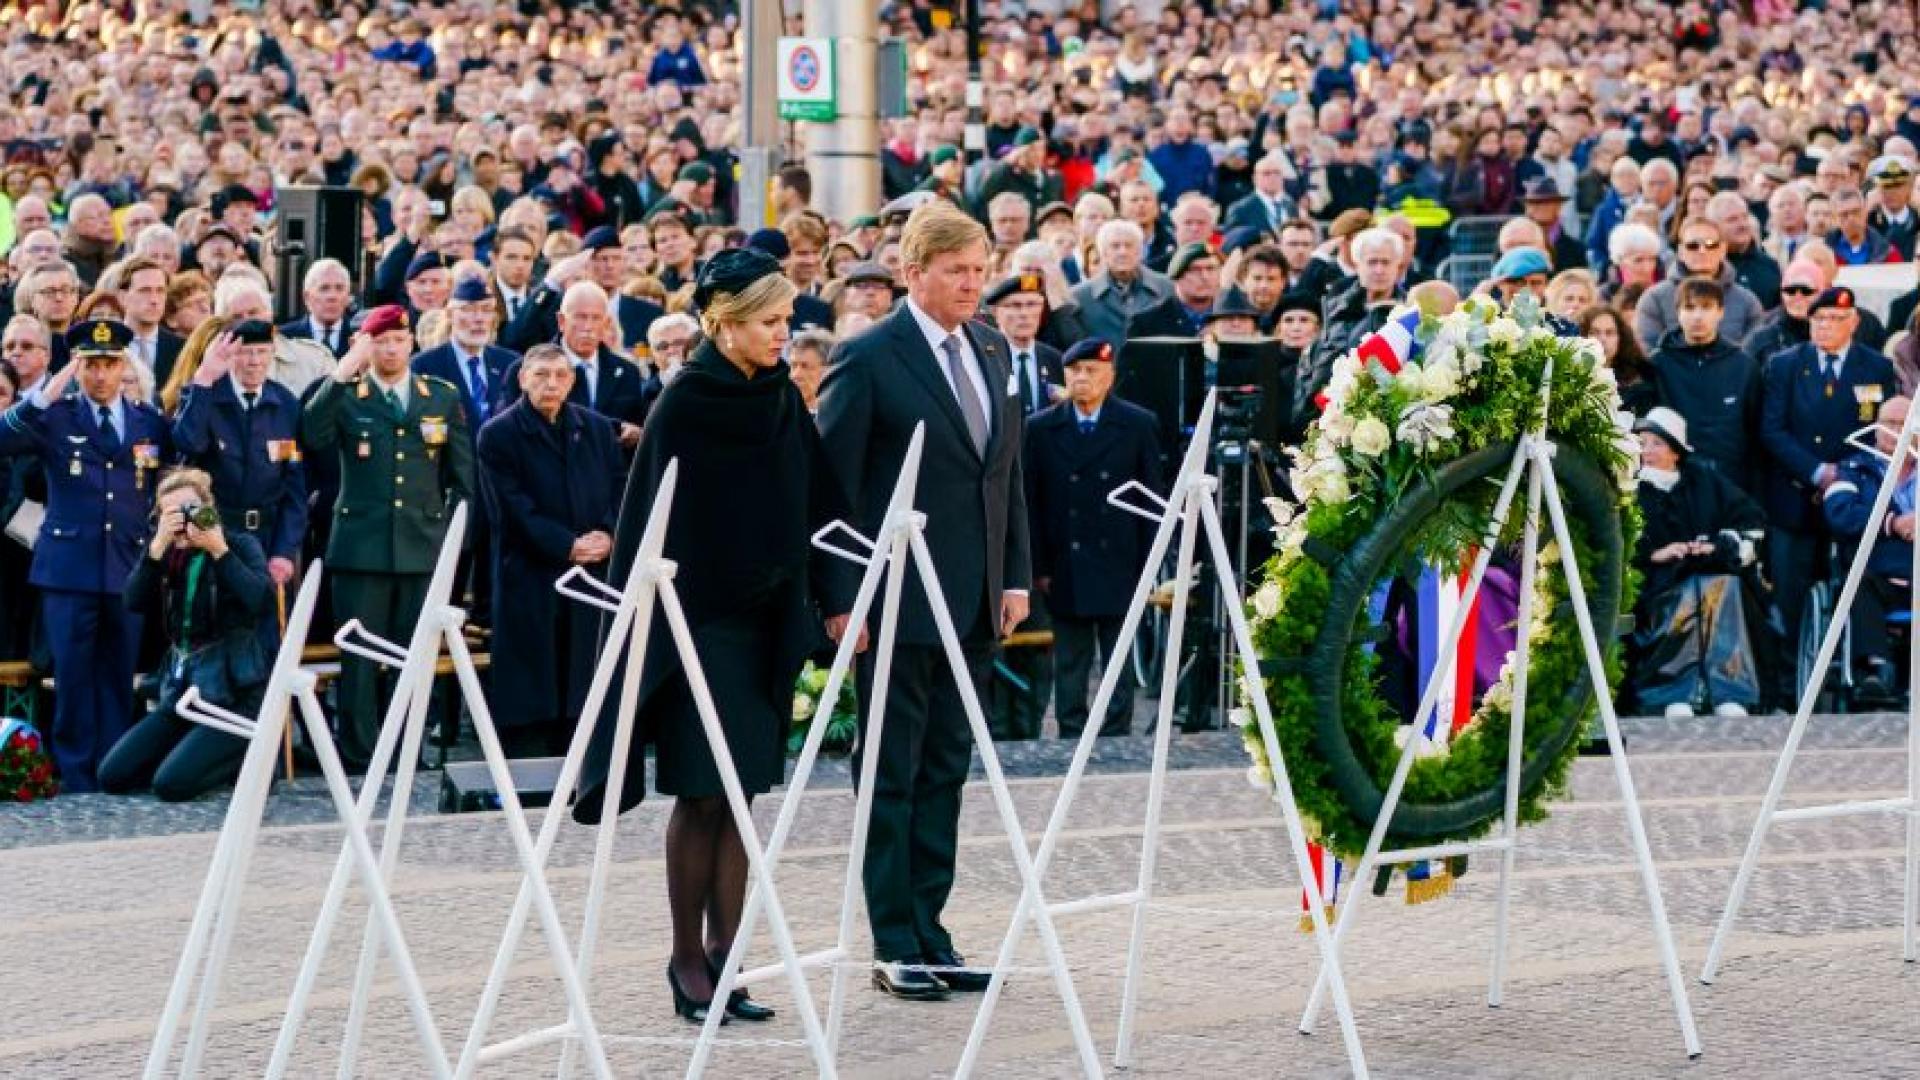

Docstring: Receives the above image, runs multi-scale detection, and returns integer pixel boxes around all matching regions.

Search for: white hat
[1633,406,1693,454]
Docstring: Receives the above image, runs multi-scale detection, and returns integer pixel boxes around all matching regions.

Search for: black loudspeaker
[273,185,364,323]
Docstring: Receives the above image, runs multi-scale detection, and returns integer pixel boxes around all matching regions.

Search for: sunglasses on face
[1782,284,1818,296]
[1681,239,1721,252]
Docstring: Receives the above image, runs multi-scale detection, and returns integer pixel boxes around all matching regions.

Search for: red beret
[360,304,411,339]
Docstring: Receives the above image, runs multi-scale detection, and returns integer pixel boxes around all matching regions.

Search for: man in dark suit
[301,305,474,767]
[499,231,663,354]
[0,320,166,791]
[1760,286,1899,647]
[414,277,521,619]
[1222,152,1298,235]
[170,319,307,590]
[498,281,648,447]
[476,345,623,757]
[278,258,356,359]
[1024,339,1163,738]
[118,256,187,392]
[817,203,1032,1000]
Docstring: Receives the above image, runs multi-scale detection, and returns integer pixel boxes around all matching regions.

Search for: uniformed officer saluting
[172,319,307,591]
[301,304,473,768]
[0,319,170,791]
[1022,338,1163,738]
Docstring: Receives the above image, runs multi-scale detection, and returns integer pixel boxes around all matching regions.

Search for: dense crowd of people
[0,0,1912,814]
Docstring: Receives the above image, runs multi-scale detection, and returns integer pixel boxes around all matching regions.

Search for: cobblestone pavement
[5,712,1920,1077]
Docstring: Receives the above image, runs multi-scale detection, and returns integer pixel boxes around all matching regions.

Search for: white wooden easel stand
[955,391,1369,1078]
[457,461,835,1078]
[1294,373,1702,1062]
[690,424,1104,1079]
[143,568,450,1079]
[1703,400,1920,982]
[265,503,613,1080]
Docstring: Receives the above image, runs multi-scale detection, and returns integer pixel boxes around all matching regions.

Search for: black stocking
[665,795,729,1000]
[704,796,751,969]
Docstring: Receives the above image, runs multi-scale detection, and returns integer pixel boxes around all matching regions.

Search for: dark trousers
[452,511,494,629]
[42,589,141,793]
[1847,573,1908,665]
[993,592,1050,740]
[99,704,250,802]
[854,631,990,962]
[331,570,429,767]
[1053,613,1133,738]
[1768,527,1822,643]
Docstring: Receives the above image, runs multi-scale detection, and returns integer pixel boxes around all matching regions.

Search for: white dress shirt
[905,297,993,439]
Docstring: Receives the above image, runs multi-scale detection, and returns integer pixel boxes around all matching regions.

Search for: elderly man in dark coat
[475,344,624,757]
[1023,339,1164,737]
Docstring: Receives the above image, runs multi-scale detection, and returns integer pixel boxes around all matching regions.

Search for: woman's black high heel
[709,957,776,1022]
[668,964,724,1025]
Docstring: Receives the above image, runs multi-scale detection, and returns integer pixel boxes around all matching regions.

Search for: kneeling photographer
[99,469,273,802]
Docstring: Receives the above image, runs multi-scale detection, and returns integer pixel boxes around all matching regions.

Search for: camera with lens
[179,501,221,530]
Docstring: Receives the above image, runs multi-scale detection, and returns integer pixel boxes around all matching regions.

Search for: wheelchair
[1794,560,1913,713]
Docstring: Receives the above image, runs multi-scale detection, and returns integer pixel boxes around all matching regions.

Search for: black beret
[450,277,493,303]
[581,225,621,252]
[230,318,275,345]
[405,252,450,281]
[693,247,783,311]
[1275,290,1322,319]
[1810,286,1857,316]
[984,272,1046,306]
[1061,338,1115,366]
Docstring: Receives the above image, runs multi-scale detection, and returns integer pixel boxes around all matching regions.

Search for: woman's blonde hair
[900,202,989,270]
[156,466,215,506]
[160,314,234,414]
[699,272,798,341]
[450,185,496,226]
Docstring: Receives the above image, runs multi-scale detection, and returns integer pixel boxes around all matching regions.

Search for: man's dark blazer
[412,342,520,436]
[147,330,187,392]
[792,291,835,333]
[1759,341,1899,532]
[501,282,662,353]
[816,304,1032,645]
[279,315,352,359]
[1223,191,1289,234]
[498,345,650,428]
[1003,339,1065,416]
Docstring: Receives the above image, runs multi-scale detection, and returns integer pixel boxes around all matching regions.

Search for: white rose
[1263,497,1295,526]
[1276,520,1308,557]
[1486,318,1523,348]
[1526,325,1559,347]
[1421,359,1461,401]
[1350,415,1392,456]
[1320,407,1356,444]
[1252,580,1282,619]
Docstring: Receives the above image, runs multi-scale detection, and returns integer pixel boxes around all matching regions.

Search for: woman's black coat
[123,531,273,705]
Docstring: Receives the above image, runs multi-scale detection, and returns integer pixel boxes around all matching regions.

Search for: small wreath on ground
[1241,294,1642,861]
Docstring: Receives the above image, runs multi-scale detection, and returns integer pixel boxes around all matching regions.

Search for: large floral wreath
[1241,294,1642,861]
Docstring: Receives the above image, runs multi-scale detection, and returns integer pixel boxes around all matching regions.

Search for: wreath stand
[1702,401,1920,982]
[143,567,450,1079]
[265,504,614,1080]
[459,431,1105,1079]
[1294,367,1703,1061]
[957,391,1369,1077]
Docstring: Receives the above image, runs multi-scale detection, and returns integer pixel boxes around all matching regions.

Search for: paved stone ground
[6,711,1920,1077]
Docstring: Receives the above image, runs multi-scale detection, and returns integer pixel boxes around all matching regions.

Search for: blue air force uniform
[1022,340,1164,738]
[171,374,308,566]
[0,320,166,791]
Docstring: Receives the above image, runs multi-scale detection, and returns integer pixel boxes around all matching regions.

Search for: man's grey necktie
[941,334,988,453]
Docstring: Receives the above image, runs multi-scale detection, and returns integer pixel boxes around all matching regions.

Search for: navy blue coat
[476,399,624,722]
[172,378,309,563]
[279,315,352,359]
[1824,449,1917,577]
[1023,396,1164,619]
[498,346,651,428]
[1760,342,1899,531]
[412,342,519,436]
[0,394,169,594]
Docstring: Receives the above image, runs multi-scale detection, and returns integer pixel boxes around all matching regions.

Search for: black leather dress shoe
[872,958,950,1000]
[923,948,992,992]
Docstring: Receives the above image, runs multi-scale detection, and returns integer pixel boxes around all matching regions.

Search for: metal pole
[1489,465,1543,1007]
[964,0,984,182]
[803,0,881,222]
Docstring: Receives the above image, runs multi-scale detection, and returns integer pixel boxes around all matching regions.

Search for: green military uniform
[301,371,473,765]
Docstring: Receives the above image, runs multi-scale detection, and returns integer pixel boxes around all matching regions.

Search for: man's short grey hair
[645,312,698,349]
[303,257,351,293]
[132,223,179,256]
[1608,222,1663,262]
[1350,227,1405,262]
[987,191,1031,218]
[1172,192,1219,223]
[4,314,49,347]
[1095,218,1145,253]
[520,343,570,369]
[790,328,835,358]
[1641,158,1679,183]
[559,280,610,316]
[14,262,76,314]
[213,274,271,317]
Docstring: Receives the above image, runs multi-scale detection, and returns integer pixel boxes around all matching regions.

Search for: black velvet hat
[693,248,782,311]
